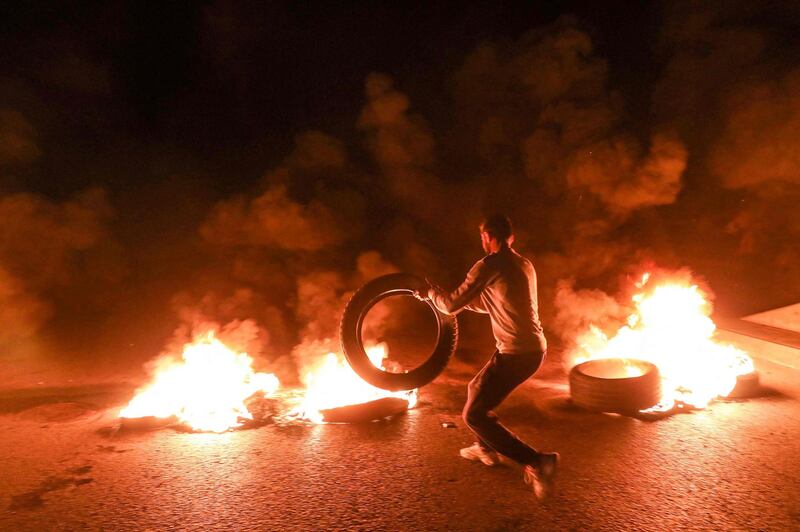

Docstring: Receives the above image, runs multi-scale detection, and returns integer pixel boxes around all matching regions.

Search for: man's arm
[464,296,489,314]
[430,261,492,315]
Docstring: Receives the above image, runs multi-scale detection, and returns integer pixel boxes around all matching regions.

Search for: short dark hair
[480,213,513,242]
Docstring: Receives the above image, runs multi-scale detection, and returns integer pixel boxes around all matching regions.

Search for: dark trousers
[462,350,545,466]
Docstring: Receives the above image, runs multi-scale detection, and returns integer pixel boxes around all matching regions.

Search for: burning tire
[340,273,458,391]
[569,358,662,414]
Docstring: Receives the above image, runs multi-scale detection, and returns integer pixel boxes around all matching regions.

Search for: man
[417,214,559,499]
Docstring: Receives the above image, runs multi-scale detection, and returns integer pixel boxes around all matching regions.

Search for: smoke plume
[0,110,40,167]
[4,4,800,385]
[0,189,114,344]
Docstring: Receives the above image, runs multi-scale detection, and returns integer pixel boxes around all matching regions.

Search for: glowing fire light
[290,344,417,423]
[121,336,414,430]
[120,333,279,432]
[573,275,754,410]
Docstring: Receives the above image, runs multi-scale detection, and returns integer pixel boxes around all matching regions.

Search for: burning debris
[120,268,757,431]
[317,397,410,424]
[569,272,755,414]
[119,337,416,431]
[119,333,280,433]
[287,344,417,424]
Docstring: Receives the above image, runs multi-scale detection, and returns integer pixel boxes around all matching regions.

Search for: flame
[119,333,279,432]
[121,335,414,430]
[573,276,754,410]
[289,343,417,423]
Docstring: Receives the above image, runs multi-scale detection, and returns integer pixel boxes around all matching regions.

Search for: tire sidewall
[340,273,458,391]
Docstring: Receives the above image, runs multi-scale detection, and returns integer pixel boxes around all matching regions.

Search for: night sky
[1,1,799,384]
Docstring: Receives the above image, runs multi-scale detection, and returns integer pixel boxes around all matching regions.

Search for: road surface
[1,354,799,531]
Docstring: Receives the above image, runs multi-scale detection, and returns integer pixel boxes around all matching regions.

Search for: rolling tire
[340,273,458,391]
[570,359,662,414]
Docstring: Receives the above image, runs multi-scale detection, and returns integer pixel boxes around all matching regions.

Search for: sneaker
[459,442,500,466]
[523,452,560,499]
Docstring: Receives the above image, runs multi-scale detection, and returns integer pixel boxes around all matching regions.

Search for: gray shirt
[432,245,547,354]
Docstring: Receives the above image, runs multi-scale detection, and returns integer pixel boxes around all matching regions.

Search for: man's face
[480,230,492,254]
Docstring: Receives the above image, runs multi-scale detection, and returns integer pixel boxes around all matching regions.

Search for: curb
[716,317,800,371]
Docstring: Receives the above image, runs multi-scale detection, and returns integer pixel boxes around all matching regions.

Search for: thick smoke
[136,20,697,381]
[187,122,408,382]
[646,1,800,312]
[710,68,800,189]
[0,110,40,167]
[0,100,118,383]
[0,110,46,343]
[0,189,114,344]
[189,69,490,381]
[0,266,50,344]
[200,184,352,251]
[453,21,688,219]
[708,68,800,290]
[5,4,800,386]
[544,3,800,344]
[565,133,687,215]
[358,73,435,171]
[552,278,629,341]
[445,20,694,340]
[357,72,482,258]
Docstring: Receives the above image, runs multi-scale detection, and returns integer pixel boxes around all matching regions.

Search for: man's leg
[462,351,544,466]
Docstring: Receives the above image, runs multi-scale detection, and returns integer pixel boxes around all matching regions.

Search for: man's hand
[413,288,431,301]
[425,278,446,302]
[413,278,441,301]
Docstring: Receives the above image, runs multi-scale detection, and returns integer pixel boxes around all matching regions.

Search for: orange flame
[120,335,415,430]
[119,333,279,432]
[573,275,754,410]
[289,343,417,423]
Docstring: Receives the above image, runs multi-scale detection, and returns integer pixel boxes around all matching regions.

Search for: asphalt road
[1,355,799,531]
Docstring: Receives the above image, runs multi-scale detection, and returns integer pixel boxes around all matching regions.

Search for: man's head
[479,213,514,254]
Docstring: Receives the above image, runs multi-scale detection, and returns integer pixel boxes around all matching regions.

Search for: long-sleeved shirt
[431,245,547,354]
